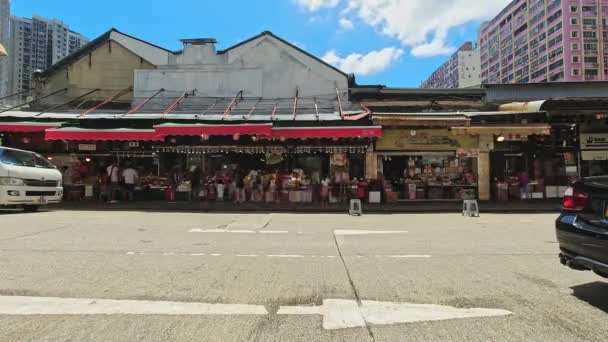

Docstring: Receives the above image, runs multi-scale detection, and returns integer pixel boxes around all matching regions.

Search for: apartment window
[584,43,598,51]
[572,42,579,50]
[584,56,598,63]
[572,68,580,76]
[570,5,578,12]
[571,30,579,38]
[570,18,578,25]
[583,31,597,38]
[572,55,580,63]
[583,18,596,26]
[585,69,598,76]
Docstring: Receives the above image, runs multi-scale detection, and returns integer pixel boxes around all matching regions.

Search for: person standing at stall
[167,165,181,203]
[122,163,139,202]
[106,161,120,203]
[190,166,202,201]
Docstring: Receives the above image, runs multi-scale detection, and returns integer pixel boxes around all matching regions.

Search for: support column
[365,151,378,180]
[477,152,490,201]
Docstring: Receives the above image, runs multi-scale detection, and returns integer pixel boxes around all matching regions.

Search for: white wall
[458,49,481,88]
[134,34,348,99]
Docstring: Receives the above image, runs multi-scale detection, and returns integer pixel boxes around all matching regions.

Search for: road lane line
[334,230,408,236]
[0,296,268,316]
[237,254,259,257]
[267,255,305,258]
[189,229,288,234]
[387,255,432,259]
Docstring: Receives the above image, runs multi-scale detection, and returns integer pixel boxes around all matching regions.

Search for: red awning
[270,126,382,139]
[45,128,163,141]
[154,123,273,136]
[0,122,62,133]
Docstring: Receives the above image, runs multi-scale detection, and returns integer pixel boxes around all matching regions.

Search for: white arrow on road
[278,299,512,330]
[0,296,511,330]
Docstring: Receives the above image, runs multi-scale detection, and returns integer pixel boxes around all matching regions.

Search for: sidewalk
[55,199,562,213]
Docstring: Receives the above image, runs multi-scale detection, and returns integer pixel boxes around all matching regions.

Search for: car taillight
[563,187,588,210]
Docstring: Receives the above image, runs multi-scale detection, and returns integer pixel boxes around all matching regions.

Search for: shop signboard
[78,144,97,151]
[376,129,478,151]
[580,133,608,150]
[582,150,608,161]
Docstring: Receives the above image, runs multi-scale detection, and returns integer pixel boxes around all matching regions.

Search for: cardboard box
[369,191,381,203]
[386,191,399,203]
[531,192,544,199]
[545,186,558,198]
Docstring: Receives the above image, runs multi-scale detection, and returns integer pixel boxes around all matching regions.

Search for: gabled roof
[38,28,174,78]
[217,31,348,77]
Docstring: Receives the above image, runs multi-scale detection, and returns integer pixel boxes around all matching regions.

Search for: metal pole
[0,88,33,101]
[37,89,100,116]
[80,86,133,117]
[0,88,68,113]
[126,88,164,115]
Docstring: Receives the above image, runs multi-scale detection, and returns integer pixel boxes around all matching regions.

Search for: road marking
[267,255,305,258]
[278,299,512,330]
[387,255,432,259]
[334,230,408,236]
[125,252,431,260]
[189,229,288,234]
[0,296,511,330]
[0,296,267,316]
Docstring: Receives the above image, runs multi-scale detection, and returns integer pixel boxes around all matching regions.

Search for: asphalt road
[0,210,606,341]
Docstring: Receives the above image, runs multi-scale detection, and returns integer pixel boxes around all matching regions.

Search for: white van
[0,146,63,211]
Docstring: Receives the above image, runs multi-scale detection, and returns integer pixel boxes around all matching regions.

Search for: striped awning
[0,122,63,132]
[45,128,164,141]
[450,125,551,136]
[270,126,382,139]
[154,123,273,137]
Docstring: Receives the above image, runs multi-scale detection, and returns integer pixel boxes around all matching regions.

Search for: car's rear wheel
[22,205,40,212]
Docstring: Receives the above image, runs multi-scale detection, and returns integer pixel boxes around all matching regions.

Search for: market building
[351,86,553,202]
[0,30,380,205]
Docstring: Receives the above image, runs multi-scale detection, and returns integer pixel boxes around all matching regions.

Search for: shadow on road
[571,282,608,314]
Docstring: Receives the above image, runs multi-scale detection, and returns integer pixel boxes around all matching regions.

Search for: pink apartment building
[479,0,608,84]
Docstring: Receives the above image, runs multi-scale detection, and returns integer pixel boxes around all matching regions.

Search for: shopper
[190,166,202,201]
[518,169,530,200]
[106,161,120,203]
[61,166,74,200]
[122,163,139,201]
[321,177,330,207]
[167,165,181,203]
[235,171,244,203]
[216,179,225,201]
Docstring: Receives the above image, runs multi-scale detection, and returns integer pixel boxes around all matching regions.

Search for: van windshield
[0,148,55,169]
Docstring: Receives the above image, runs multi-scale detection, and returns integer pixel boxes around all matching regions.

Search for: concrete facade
[421,42,481,89]
[134,32,349,100]
[8,15,88,97]
[479,0,608,84]
[0,0,9,97]
[34,30,173,105]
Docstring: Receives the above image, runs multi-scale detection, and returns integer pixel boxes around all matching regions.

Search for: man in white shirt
[122,165,139,201]
[106,162,120,203]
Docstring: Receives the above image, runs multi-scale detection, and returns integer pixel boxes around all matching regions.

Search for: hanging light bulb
[233,133,240,141]
[201,134,209,141]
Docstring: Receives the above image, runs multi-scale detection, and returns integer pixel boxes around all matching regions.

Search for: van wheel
[23,205,40,212]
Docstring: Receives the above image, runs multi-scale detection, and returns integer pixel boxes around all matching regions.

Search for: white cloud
[338,18,354,30]
[322,47,403,76]
[295,0,340,11]
[347,0,510,56]
[336,0,510,57]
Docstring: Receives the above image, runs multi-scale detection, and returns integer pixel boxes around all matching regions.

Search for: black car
[556,177,608,278]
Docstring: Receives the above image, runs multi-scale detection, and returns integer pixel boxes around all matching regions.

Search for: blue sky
[10,0,510,87]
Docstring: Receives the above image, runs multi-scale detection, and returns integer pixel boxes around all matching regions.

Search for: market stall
[375,129,480,202]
